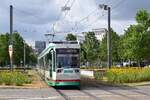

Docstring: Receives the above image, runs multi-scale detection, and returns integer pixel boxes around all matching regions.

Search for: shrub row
[0,71,32,86]
[94,70,106,80]
[106,68,150,84]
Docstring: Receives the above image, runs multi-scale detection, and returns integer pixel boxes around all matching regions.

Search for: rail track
[54,78,103,100]
[55,87,101,100]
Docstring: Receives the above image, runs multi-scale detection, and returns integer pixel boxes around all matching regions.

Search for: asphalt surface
[0,77,150,100]
[0,88,64,100]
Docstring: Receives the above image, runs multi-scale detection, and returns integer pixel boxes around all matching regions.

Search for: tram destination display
[56,49,79,54]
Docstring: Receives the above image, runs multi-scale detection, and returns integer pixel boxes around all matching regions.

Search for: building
[35,41,46,54]
[76,33,85,43]
[75,28,107,43]
[92,28,107,41]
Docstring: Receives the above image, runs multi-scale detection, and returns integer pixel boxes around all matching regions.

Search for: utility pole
[107,7,112,69]
[9,5,13,71]
[99,4,112,69]
[24,40,26,71]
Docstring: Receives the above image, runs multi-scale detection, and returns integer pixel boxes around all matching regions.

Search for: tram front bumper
[47,80,80,86]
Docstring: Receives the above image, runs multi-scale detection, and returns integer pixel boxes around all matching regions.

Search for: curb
[0,86,48,89]
[123,82,150,87]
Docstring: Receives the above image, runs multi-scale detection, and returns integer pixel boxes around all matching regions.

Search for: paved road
[0,77,150,100]
[0,88,64,100]
[55,77,150,100]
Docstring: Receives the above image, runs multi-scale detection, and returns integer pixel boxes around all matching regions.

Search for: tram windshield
[56,49,79,68]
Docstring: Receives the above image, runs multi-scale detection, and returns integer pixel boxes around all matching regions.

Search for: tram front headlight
[75,69,80,73]
[57,69,62,73]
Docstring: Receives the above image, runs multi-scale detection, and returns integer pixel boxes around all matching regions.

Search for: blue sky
[0,0,150,47]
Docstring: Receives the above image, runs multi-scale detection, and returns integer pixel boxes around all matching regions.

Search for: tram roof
[38,41,80,59]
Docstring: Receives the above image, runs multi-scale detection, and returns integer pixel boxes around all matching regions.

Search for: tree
[136,9,150,29]
[65,33,77,41]
[81,32,100,65]
[80,43,87,63]
[99,28,120,63]
[13,32,24,66]
[121,9,150,65]
[0,33,10,66]
[0,32,37,67]
[25,44,37,65]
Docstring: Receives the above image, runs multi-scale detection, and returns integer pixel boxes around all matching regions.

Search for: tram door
[49,51,52,78]
[49,50,55,78]
[49,50,56,78]
[52,50,56,74]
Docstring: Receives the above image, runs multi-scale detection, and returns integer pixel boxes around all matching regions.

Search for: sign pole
[9,5,13,71]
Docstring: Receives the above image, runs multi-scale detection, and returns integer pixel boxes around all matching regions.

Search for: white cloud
[0,0,150,47]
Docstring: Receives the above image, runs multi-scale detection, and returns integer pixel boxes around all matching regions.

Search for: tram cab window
[57,54,79,68]
[56,49,80,68]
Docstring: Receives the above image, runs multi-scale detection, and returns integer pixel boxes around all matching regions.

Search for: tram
[37,41,80,87]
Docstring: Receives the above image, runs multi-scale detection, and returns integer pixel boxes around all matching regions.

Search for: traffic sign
[9,45,13,58]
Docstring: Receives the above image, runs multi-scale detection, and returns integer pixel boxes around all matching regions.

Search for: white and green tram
[37,41,80,87]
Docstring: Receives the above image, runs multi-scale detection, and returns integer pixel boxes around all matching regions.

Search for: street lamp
[99,4,112,69]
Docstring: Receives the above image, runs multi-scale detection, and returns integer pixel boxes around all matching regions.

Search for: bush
[13,72,25,86]
[94,70,105,80]
[106,68,150,84]
[0,73,3,85]
[2,72,13,85]
[0,71,32,86]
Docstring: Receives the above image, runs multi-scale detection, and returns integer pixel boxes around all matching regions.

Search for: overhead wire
[13,7,44,22]
[51,0,73,41]
[13,0,72,41]
[76,0,112,24]
[75,0,127,32]
[78,8,98,23]
[112,0,126,10]
[13,7,43,33]
[85,13,106,28]
[64,0,70,6]
[12,0,127,40]
[53,0,76,36]
[62,0,76,19]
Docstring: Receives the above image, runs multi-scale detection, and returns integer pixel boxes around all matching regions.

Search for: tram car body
[38,41,80,87]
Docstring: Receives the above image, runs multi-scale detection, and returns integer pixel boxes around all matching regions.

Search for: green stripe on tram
[47,81,80,86]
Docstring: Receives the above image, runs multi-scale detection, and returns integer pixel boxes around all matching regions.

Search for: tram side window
[45,52,52,70]
[53,51,56,72]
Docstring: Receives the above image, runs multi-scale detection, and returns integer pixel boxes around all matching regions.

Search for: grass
[80,66,104,70]
[92,67,150,84]
[106,68,150,84]
[0,71,32,86]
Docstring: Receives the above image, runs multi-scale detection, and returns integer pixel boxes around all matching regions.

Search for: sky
[0,0,150,47]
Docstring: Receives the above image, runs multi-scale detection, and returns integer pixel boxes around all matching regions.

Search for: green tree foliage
[81,32,100,64]
[121,9,150,63]
[136,9,150,29]
[0,33,10,66]
[65,33,77,41]
[79,9,150,67]
[0,32,37,67]
[99,28,120,62]
[13,32,24,65]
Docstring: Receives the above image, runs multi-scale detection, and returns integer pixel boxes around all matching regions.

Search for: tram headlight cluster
[75,69,80,73]
[57,69,63,73]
